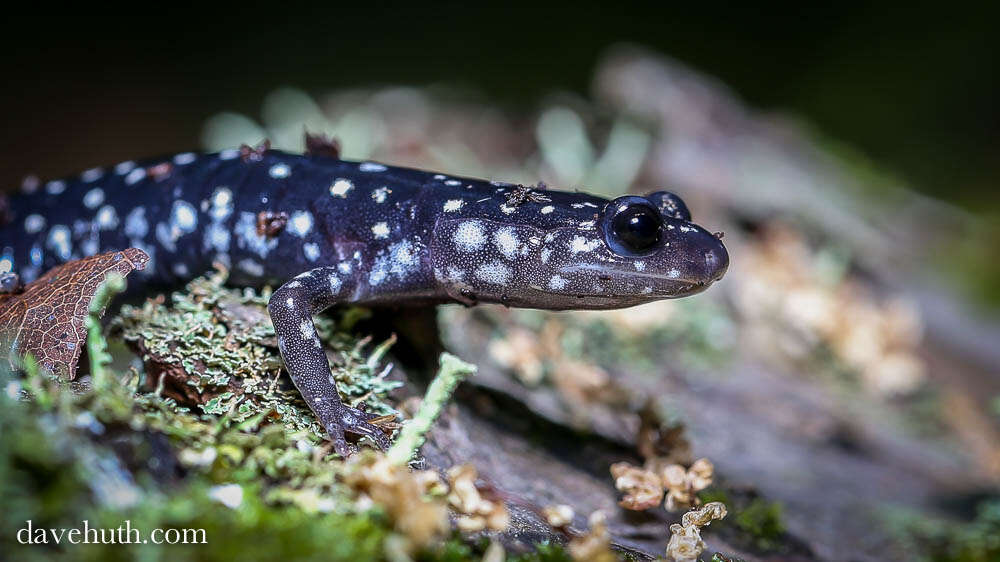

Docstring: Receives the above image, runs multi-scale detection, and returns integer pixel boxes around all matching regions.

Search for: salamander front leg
[268,268,391,456]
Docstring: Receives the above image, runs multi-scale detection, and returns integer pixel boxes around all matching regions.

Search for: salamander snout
[699,232,729,284]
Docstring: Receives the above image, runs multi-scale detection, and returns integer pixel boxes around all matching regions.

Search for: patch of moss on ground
[698,487,787,554]
[887,498,1000,562]
[112,270,401,436]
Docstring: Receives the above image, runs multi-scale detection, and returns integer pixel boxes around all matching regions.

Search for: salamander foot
[324,403,393,457]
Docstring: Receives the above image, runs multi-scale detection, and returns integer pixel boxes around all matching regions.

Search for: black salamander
[0,143,728,455]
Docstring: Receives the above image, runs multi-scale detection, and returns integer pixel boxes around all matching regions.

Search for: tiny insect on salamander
[0,139,729,456]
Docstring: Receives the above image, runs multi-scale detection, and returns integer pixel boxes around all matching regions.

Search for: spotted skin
[0,147,728,456]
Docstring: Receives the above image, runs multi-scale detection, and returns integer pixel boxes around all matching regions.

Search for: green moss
[697,488,786,553]
[889,498,1000,562]
[509,541,575,562]
[732,499,786,552]
[698,487,732,506]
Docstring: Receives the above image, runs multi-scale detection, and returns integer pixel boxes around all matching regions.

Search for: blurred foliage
[888,499,1000,562]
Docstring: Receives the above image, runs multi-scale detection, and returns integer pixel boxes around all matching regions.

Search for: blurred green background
[2,2,997,214]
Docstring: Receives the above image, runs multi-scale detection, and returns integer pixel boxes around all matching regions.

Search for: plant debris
[665,502,728,562]
[567,511,617,562]
[446,463,510,533]
[612,457,714,512]
[0,248,148,378]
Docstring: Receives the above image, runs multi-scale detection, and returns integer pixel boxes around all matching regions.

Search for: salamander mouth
[557,263,713,293]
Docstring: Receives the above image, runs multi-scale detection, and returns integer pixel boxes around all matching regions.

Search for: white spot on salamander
[125,168,146,185]
[634,261,646,271]
[95,206,118,230]
[81,167,103,182]
[368,239,421,286]
[115,161,136,175]
[494,227,520,260]
[569,236,602,254]
[540,205,554,214]
[371,186,391,203]
[540,247,552,264]
[369,267,387,286]
[205,223,230,254]
[172,201,198,232]
[24,214,46,234]
[303,242,320,262]
[29,245,43,267]
[155,223,176,251]
[288,211,314,237]
[445,179,461,186]
[219,148,240,160]
[443,199,464,212]
[237,258,264,277]
[124,207,149,239]
[82,188,104,209]
[47,225,72,261]
[173,152,197,165]
[548,275,567,290]
[329,274,342,293]
[209,187,234,221]
[298,320,315,341]
[269,163,291,178]
[475,261,511,285]
[371,222,390,239]
[359,162,387,172]
[329,178,354,197]
[46,180,66,195]
[453,221,486,252]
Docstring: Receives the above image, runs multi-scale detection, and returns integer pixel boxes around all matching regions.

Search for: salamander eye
[605,197,663,255]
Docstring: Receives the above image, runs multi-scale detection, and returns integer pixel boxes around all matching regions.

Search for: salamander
[0,140,729,456]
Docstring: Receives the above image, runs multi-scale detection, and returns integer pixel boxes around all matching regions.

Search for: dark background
[2,2,997,214]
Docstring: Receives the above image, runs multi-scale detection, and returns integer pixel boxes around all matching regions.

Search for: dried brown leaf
[0,248,148,378]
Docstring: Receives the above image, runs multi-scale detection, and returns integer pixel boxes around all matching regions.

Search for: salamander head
[431,190,728,310]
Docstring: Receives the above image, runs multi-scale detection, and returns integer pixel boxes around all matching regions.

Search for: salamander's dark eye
[611,204,662,252]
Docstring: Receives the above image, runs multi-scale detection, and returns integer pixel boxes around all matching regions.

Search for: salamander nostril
[702,243,730,281]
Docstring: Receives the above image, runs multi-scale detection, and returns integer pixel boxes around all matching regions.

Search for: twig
[386,352,476,465]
